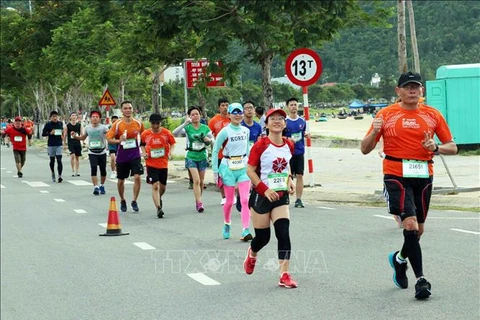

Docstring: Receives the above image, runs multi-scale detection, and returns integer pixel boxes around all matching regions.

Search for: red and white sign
[285,48,323,87]
[184,59,225,89]
[98,89,116,106]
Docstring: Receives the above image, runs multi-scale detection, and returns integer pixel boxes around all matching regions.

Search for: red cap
[265,108,287,123]
[14,116,22,121]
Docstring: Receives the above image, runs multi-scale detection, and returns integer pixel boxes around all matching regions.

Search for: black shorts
[13,150,26,166]
[68,143,82,157]
[109,149,117,155]
[116,158,144,180]
[383,174,433,224]
[289,154,304,176]
[146,166,168,185]
[248,189,290,214]
[88,153,107,176]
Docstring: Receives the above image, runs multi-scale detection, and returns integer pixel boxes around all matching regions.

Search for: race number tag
[14,136,23,142]
[150,148,165,158]
[54,129,62,136]
[89,140,102,148]
[267,173,288,191]
[402,160,429,178]
[123,139,137,149]
[192,141,205,150]
[228,156,245,170]
[291,132,302,142]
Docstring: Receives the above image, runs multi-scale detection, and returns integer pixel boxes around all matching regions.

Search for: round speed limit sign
[285,48,323,87]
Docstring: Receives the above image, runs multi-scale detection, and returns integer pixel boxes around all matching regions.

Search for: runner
[360,71,458,299]
[108,115,119,179]
[4,116,33,178]
[106,101,145,213]
[212,103,252,241]
[42,110,65,183]
[71,110,109,195]
[140,113,176,218]
[285,97,309,208]
[65,112,83,176]
[24,117,35,146]
[173,106,214,212]
[208,98,231,205]
[243,108,297,288]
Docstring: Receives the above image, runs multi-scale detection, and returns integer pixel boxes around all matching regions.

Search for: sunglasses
[230,110,244,115]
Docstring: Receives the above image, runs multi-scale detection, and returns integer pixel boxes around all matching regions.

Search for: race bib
[150,148,165,158]
[54,129,62,136]
[192,141,205,150]
[267,173,288,191]
[123,139,136,149]
[14,136,23,142]
[228,156,245,170]
[402,160,429,178]
[89,140,102,148]
[291,132,302,142]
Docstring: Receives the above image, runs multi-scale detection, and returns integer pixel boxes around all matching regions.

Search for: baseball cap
[14,116,22,121]
[50,110,59,117]
[397,71,423,87]
[227,103,243,114]
[265,108,287,123]
[149,113,162,122]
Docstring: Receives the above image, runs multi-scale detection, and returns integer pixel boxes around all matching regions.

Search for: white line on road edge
[450,228,480,235]
[54,199,66,202]
[22,181,50,187]
[317,206,336,210]
[39,190,49,193]
[187,273,221,286]
[133,242,156,250]
[98,223,107,228]
[0,185,5,189]
[67,180,92,186]
[374,214,479,220]
[74,209,87,213]
[107,179,133,185]
[1,168,5,170]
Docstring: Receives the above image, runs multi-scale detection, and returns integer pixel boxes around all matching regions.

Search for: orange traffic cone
[99,197,129,236]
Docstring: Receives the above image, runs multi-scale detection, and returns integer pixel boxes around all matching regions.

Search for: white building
[370,73,381,87]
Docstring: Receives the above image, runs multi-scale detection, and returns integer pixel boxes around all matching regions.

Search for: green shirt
[184,123,211,161]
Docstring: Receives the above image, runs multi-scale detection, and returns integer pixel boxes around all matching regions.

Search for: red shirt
[5,126,32,151]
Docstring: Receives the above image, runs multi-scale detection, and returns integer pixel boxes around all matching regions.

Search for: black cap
[50,110,59,117]
[397,71,423,87]
[149,113,162,122]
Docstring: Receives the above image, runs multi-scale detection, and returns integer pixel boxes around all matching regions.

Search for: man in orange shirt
[208,98,231,205]
[140,113,176,218]
[106,101,145,213]
[361,72,457,300]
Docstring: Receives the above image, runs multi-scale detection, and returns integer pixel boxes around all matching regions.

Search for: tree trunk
[407,0,420,73]
[397,0,408,73]
[152,71,160,113]
[260,53,274,109]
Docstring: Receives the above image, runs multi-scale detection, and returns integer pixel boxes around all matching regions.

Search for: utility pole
[407,0,420,73]
[397,0,408,73]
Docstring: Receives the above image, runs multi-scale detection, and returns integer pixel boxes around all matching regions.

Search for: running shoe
[120,200,127,212]
[57,176,63,183]
[240,228,253,242]
[415,278,432,299]
[243,247,257,275]
[110,171,117,179]
[388,251,408,289]
[93,187,100,195]
[51,173,56,182]
[294,199,305,208]
[99,185,106,194]
[75,172,80,177]
[393,215,403,228]
[71,172,75,177]
[189,180,193,189]
[17,171,23,178]
[222,223,231,239]
[279,272,298,288]
[131,201,139,212]
[196,201,205,213]
[221,198,226,206]
[157,206,164,218]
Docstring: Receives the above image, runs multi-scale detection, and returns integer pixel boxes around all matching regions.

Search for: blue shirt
[285,116,306,155]
[241,119,262,146]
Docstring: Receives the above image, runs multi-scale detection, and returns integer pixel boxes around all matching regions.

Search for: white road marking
[187,273,221,286]
[1,168,5,170]
[54,199,66,202]
[39,190,49,193]
[167,180,175,183]
[133,242,156,250]
[317,206,336,210]
[6,171,12,173]
[108,179,133,185]
[98,223,107,228]
[22,181,50,187]
[374,214,479,220]
[0,184,5,189]
[450,228,480,235]
[74,209,87,213]
[67,180,92,186]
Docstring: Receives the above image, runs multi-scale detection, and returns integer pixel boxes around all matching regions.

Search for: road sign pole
[302,86,315,187]
[183,59,188,115]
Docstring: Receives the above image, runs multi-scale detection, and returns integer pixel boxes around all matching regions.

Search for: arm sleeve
[172,122,186,136]
[212,128,228,173]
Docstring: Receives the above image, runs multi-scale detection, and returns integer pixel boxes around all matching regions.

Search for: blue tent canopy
[348,100,366,108]
[368,103,388,108]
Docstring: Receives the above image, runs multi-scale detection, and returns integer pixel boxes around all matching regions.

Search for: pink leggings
[223,180,251,229]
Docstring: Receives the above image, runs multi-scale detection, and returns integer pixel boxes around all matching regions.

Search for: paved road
[1,145,479,320]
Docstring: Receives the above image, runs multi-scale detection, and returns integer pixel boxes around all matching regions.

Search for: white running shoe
[110,172,117,179]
